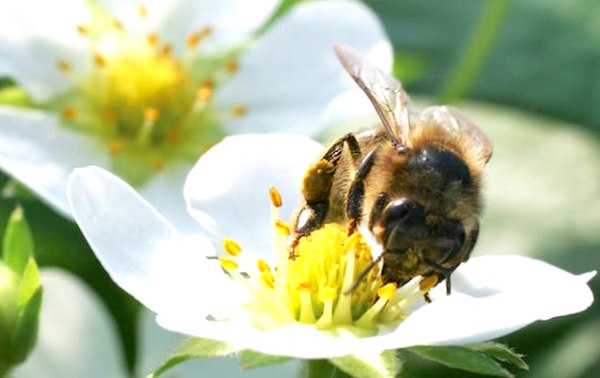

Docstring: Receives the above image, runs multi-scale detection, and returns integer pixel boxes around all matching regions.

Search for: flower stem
[437,0,512,103]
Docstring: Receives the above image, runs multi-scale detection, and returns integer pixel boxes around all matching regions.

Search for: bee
[290,44,493,297]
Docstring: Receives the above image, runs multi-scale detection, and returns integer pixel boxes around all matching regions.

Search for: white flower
[0,0,392,233]
[66,134,595,360]
[13,269,302,377]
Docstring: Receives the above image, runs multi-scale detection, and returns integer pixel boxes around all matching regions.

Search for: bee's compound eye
[382,199,426,232]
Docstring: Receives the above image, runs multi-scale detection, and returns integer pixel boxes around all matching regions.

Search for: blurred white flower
[66,134,595,361]
[0,0,392,233]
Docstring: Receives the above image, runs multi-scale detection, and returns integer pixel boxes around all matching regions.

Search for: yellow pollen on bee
[186,26,213,49]
[196,82,213,102]
[144,107,159,122]
[153,158,164,171]
[225,60,239,73]
[76,24,88,35]
[94,52,107,67]
[231,105,247,117]
[146,32,158,46]
[108,140,124,155]
[137,3,148,18]
[57,60,72,73]
[269,187,282,208]
[223,238,242,257]
[62,107,77,120]
[377,283,398,300]
[219,256,238,272]
[419,275,438,292]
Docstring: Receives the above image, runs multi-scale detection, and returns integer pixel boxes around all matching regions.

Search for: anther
[225,60,239,73]
[147,32,158,46]
[269,187,282,208]
[137,3,148,18]
[260,271,275,289]
[231,105,247,117]
[57,60,71,73]
[219,256,238,272]
[62,107,77,120]
[153,159,164,171]
[256,259,270,273]
[160,44,172,56]
[108,140,123,155]
[223,238,242,257]
[196,82,213,102]
[186,26,212,49]
[377,283,397,300]
[275,220,290,236]
[76,24,88,35]
[94,53,107,67]
[144,107,159,122]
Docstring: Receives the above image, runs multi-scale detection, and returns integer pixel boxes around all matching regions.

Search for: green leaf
[10,287,42,364]
[239,350,292,370]
[468,342,528,370]
[148,338,237,378]
[329,350,402,378]
[2,207,35,276]
[409,346,512,378]
[17,258,40,308]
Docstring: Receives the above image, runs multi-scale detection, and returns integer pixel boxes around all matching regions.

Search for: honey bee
[290,44,493,297]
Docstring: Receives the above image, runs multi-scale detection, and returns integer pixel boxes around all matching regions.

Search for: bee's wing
[334,44,413,148]
[421,105,493,163]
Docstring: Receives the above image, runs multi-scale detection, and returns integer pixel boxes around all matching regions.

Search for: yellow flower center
[218,188,436,333]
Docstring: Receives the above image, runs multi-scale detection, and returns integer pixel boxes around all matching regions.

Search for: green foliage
[329,350,402,378]
[149,338,237,377]
[239,350,292,370]
[2,207,34,276]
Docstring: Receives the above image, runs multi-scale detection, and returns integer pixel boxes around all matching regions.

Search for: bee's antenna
[343,252,386,295]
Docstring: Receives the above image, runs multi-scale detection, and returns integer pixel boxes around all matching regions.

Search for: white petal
[99,0,280,52]
[0,106,110,218]
[67,166,234,316]
[215,0,392,136]
[0,0,92,101]
[13,269,127,378]
[184,134,323,256]
[139,310,302,377]
[376,255,595,350]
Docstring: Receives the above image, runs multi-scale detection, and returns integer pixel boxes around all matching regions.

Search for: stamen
[256,259,271,273]
[56,60,72,73]
[186,26,212,49]
[112,19,124,31]
[137,3,148,19]
[153,159,164,171]
[231,105,247,117]
[144,107,159,122]
[298,283,316,323]
[225,60,239,73]
[108,140,123,155]
[223,238,242,257]
[76,24,88,35]
[355,282,397,327]
[316,287,337,329]
[94,52,107,68]
[274,220,290,236]
[160,44,172,56]
[196,82,213,102]
[62,107,77,120]
[260,271,275,289]
[146,32,158,47]
[269,187,282,208]
[136,108,159,145]
[219,256,238,272]
[333,235,361,324]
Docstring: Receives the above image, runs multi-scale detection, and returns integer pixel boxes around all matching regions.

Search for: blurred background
[1,0,599,376]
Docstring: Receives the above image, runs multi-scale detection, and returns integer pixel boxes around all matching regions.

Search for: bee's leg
[368,193,390,233]
[346,148,378,235]
[446,275,452,295]
[290,133,362,258]
[424,292,432,303]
